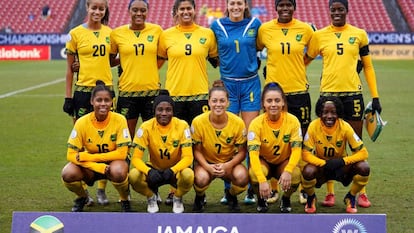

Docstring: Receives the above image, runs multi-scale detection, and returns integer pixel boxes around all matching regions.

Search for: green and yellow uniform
[191,111,246,163]
[248,112,302,183]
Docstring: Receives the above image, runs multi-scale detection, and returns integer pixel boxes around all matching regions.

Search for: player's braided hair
[315,96,344,119]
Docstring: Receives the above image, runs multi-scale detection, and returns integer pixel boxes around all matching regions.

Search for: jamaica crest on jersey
[199,37,207,44]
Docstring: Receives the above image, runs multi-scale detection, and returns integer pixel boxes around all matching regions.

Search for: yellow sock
[359,186,367,195]
[326,180,334,194]
[175,168,194,197]
[63,180,87,197]
[270,178,279,192]
[97,179,107,189]
[112,177,129,201]
[229,184,247,196]
[194,184,209,197]
[301,178,316,196]
[129,168,153,197]
[350,174,369,196]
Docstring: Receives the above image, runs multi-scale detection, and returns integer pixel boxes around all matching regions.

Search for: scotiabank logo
[0,45,50,60]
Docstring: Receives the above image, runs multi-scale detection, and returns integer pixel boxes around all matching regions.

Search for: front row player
[192,80,249,213]
[61,80,132,212]
[128,90,194,213]
[248,82,302,213]
[301,96,370,213]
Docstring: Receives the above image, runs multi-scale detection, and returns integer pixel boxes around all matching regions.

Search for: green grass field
[0,59,413,232]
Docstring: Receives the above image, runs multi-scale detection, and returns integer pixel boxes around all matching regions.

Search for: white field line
[0,78,64,99]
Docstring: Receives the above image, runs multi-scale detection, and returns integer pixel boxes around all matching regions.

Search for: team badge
[335,32,341,39]
[173,140,179,147]
[283,134,290,143]
[349,37,356,44]
[136,128,144,138]
[336,140,343,147]
[296,34,303,41]
[184,128,191,139]
[247,132,255,141]
[353,133,361,142]
[111,134,117,141]
[226,137,233,144]
[147,35,154,42]
[247,29,256,37]
[70,129,77,139]
[184,33,192,39]
[106,37,110,44]
[123,128,130,139]
[199,38,207,44]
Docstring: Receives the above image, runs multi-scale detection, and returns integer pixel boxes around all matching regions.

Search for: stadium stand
[397,0,414,31]
[0,0,410,34]
[0,0,78,33]
[251,0,394,31]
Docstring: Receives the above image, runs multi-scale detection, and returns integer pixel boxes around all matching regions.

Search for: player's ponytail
[102,7,110,25]
[91,80,112,99]
[208,80,228,99]
[262,82,288,112]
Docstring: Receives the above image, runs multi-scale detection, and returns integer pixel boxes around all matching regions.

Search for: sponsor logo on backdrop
[332,218,367,233]
[0,45,49,60]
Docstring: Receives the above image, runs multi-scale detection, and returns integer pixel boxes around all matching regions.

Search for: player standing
[63,0,113,208]
[304,0,382,208]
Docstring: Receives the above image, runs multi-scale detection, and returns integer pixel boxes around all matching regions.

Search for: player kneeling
[301,96,370,213]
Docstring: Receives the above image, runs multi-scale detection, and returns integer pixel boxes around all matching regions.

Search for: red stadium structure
[0,0,412,34]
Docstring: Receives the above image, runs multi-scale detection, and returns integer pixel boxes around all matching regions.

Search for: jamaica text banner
[12,211,386,233]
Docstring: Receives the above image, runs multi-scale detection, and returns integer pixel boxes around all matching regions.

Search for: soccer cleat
[267,190,279,204]
[322,193,335,207]
[225,189,240,212]
[84,190,94,206]
[244,187,256,205]
[220,189,229,205]
[344,192,358,213]
[280,196,292,213]
[147,194,159,213]
[96,188,109,205]
[156,192,162,204]
[71,197,87,212]
[165,192,174,206]
[220,189,228,205]
[357,193,371,208]
[299,190,308,205]
[192,194,206,212]
[172,196,184,213]
[304,194,317,213]
[256,198,269,213]
[120,200,132,212]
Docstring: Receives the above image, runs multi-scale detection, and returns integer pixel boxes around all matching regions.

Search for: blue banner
[368,32,414,45]
[0,34,69,45]
[13,211,386,233]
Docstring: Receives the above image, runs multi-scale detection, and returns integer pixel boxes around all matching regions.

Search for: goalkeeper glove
[207,57,219,68]
[63,98,74,116]
[371,98,382,114]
